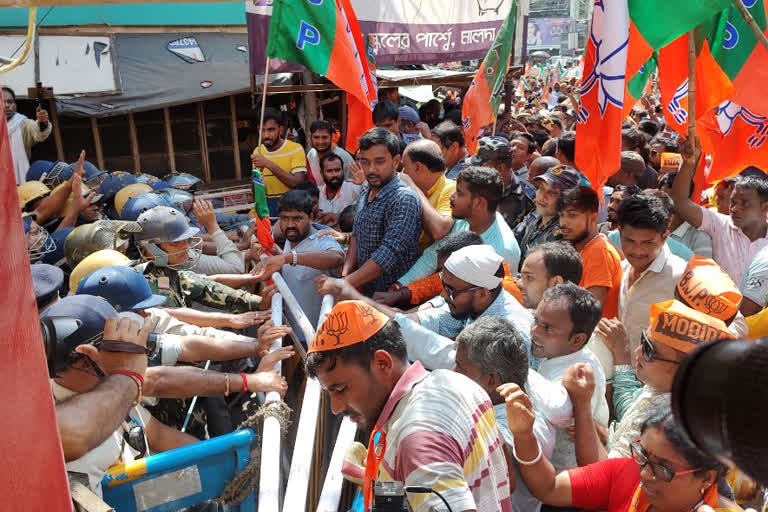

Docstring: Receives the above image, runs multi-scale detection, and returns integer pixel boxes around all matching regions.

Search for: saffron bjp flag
[461,3,516,156]
[266,0,373,109]
[576,0,735,197]
[346,33,378,153]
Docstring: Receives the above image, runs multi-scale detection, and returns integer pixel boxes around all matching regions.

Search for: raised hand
[562,363,596,406]
[497,383,536,437]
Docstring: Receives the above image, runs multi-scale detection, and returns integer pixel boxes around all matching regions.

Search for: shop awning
[56,32,292,117]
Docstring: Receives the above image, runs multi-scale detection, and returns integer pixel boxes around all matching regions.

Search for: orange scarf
[362,426,386,512]
[626,482,734,512]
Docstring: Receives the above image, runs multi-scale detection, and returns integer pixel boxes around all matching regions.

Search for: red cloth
[568,458,641,512]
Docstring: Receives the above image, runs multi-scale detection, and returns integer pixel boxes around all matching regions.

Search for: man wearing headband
[566,299,734,463]
[306,300,513,512]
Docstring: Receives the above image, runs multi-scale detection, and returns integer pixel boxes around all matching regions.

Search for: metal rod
[256,57,271,153]
[281,294,334,512]
[270,272,316,343]
[687,31,697,143]
[180,360,210,433]
[316,418,358,512]
[258,293,284,512]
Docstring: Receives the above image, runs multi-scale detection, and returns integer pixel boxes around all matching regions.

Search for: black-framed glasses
[630,440,700,482]
[641,331,681,365]
[439,272,480,302]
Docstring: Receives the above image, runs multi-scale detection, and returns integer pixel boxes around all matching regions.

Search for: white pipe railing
[316,418,358,512]
[275,277,333,512]
[258,292,284,512]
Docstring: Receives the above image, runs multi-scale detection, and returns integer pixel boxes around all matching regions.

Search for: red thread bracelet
[240,372,248,393]
[112,369,144,387]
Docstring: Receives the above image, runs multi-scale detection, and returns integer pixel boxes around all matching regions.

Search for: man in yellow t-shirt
[251,107,307,216]
[400,139,456,250]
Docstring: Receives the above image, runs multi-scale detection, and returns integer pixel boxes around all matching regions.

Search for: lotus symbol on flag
[578,0,629,120]
[667,80,690,125]
[716,101,768,149]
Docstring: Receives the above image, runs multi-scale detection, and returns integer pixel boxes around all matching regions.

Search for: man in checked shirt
[343,128,422,296]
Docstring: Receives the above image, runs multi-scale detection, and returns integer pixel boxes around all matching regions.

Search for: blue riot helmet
[40,161,74,187]
[42,226,74,267]
[40,295,118,377]
[134,206,201,268]
[135,173,161,186]
[26,160,54,182]
[120,192,173,221]
[76,265,166,312]
[99,172,139,202]
[164,172,202,192]
[80,161,108,188]
[158,188,194,215]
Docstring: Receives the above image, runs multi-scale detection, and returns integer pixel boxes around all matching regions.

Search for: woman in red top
[498,384,742,512]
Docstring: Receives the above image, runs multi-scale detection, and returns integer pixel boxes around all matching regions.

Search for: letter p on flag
[296,20,321,50]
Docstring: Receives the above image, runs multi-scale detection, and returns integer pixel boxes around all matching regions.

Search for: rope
[214,399,292,506]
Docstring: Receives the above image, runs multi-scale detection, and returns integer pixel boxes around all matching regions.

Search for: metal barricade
[258,292,284,512]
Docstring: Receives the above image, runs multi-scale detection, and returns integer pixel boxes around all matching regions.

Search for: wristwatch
[291,250,298,266]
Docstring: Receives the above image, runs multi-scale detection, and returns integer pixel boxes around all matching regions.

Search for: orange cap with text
[676,256,742,322]
[649,300,735,354]
[309,300,390,353]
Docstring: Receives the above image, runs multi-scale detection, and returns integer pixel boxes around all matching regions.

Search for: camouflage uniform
[514,211,564,270]
[134,262,261,439]
[135,262,261,311]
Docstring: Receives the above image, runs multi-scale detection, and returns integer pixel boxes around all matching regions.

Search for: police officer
[133,206,261,312]
[31,263,64,312]
[64,220,142,270]
[42,296,197,496]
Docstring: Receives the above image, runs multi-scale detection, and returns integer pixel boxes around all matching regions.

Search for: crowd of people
[9,76,767,512]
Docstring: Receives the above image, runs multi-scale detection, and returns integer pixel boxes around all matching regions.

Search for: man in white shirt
[316,152,361,225]
[529,282,609,471]
[609,193,687,356]
[453,316,555,512]
[4,86,53,184]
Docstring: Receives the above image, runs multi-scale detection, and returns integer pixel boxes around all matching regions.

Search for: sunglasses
[439,272,480,302]
[641,331,681,365]
[630,440,700,483]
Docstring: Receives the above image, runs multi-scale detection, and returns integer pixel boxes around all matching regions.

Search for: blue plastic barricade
[101,429,257,512]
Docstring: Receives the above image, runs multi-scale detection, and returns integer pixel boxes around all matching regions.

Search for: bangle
[240,372,248,393]
[614,364,633,374]
[512,437,543,466]
[224,373,231,396]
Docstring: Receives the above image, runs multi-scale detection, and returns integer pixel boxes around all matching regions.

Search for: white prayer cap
[443,245,503,290]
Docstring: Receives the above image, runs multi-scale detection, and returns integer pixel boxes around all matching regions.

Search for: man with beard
[305,120,355,184]
[316,153,361,227]
[3,86,52,184]
[305,300,513,512]
[396,166,520,286]
[250,189,344,328]
[598,184,640,234]
[317,244,534,368]
[251,107,307,216]
[343,128,421,295]
[557,187,622,319]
